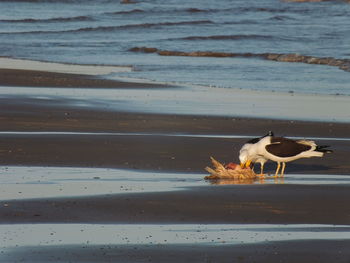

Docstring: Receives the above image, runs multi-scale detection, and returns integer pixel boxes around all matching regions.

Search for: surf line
[1,131,350,141]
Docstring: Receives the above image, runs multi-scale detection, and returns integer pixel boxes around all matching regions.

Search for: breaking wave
[129,47,350,72]
[106,8,212,15]
[0,20,214,35]
[0,0,99,2]
[0,16,93,23]
[101,6,307,18]
[176,34,277,41]
[104,9,144,15]
[74,20,214,32]
[269,15,295,21]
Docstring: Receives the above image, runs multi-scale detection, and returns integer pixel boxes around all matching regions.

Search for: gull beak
[240,162,245,168]
[245,160,252,168]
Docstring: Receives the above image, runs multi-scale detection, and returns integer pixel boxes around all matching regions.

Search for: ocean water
[1,0,350,95]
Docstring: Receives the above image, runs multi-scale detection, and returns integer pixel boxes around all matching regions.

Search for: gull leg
[258,162,265,177]
[255,162,265,178]
[274,162,281,178]
[281,162,286,177]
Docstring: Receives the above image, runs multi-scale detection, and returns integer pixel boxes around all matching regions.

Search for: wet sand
[1,184,350,224]
[1,67,350,262]
[1,101,350,174]
[0,68,168,89]
[2,240,350,263]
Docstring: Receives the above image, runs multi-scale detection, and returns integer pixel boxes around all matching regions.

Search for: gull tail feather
[315,145,333,153]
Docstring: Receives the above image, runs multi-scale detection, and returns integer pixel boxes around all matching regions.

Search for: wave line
[0,20,214,35]
[129,47,350,73]
[0,15,93,23]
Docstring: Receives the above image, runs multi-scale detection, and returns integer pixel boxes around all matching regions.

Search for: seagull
[245,133,333,177]
[239,131,273,175]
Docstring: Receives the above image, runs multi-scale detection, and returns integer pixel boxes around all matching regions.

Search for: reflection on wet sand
[206,176,285,185]
[1,166,349,201]
[206,178,257,185]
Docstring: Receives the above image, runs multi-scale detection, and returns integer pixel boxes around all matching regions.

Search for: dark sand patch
[1,95,349,174]
[1,184,349,224]
[0,68,170,89]
[0,134,349,174]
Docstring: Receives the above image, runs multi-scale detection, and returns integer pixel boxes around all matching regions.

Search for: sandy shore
[1,66,350,262]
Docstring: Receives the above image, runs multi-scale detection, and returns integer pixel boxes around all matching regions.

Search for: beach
[1,65,350,262]
[2,0,350,261]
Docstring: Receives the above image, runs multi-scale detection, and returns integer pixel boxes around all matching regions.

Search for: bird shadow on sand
[260,163,331,174]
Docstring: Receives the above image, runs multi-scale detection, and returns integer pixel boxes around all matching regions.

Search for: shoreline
[1,58,350,122]
[0,57,133,75]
